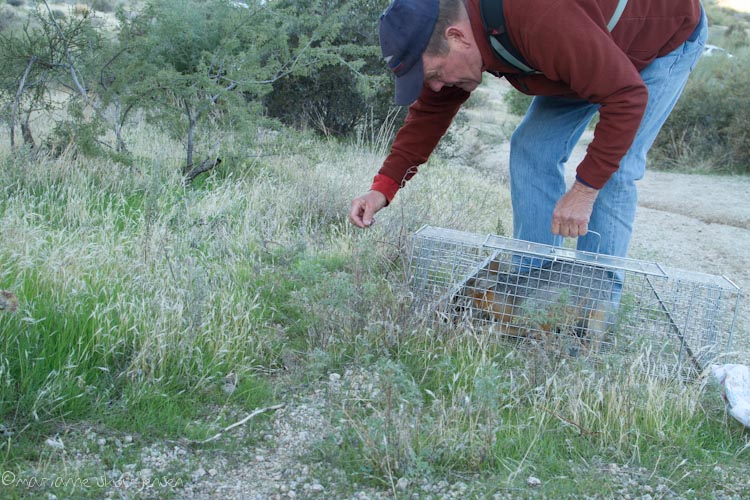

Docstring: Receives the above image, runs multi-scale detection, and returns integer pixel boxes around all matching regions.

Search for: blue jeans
[509,8,708,259]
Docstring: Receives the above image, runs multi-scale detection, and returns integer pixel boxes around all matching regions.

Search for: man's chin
[460,82,480,92]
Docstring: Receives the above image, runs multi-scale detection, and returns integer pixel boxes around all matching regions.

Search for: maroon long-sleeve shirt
[371,0,702,201]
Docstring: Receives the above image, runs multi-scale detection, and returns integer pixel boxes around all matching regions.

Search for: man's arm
[372,85,471,202]
[504,2,650,235]
[507,1,649,190]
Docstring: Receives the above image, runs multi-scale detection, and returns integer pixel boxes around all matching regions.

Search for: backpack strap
[479,0,538,74]
[607,0,628,31]
[479,0,629,75]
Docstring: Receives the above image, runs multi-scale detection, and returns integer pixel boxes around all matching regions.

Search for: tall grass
[0,96,748,498]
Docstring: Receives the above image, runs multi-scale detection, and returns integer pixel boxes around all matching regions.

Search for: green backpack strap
[480,0,629,75]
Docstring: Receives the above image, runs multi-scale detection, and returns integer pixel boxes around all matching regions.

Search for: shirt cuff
[370,173,401,204]
[575,174,600,190]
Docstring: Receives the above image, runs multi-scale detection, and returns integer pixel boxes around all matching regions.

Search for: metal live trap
[408,225,742,378]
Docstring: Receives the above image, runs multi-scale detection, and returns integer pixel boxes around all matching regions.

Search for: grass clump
[323,330,743,497]
[651,49,750,174]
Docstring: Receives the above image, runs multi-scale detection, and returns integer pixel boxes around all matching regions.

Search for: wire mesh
[409,226,742,379]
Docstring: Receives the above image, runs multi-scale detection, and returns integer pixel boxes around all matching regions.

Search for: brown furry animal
[451,258,614,352]
[0,291,18,313]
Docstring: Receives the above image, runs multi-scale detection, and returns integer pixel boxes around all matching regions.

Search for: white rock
[192,467,207,480]
[45,437,65,450]
[527,476,542,487]
[396,477,410,490]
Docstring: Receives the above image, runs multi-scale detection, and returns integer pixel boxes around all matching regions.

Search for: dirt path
[632,173,750,357]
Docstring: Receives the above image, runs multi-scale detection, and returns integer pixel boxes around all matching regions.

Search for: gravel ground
[48,368,749,499]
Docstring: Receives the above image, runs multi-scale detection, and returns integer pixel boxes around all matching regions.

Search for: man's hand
[551,181,599,237]
[349,190,387,228]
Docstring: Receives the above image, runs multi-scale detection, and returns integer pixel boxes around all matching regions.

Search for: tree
[0,3,105,150]
[263,0,401,138]
[115,0,308,182]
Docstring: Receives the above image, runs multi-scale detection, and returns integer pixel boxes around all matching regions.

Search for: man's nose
[427,80,444,92]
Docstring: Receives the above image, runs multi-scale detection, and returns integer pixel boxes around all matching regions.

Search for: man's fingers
[551,216,589,237]
[551,182,598,238]
[349,200,367,228]
[362,204,375,227]
[349,199,376,228]
[349,190,387,229]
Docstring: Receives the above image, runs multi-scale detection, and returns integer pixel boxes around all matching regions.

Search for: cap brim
[394,59,424,106]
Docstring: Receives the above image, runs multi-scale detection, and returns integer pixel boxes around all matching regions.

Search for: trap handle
[481,231,603,255]
[584,230,602,254]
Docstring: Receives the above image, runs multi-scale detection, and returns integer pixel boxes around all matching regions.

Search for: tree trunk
[10,56,38,149]
[21,110,35,149]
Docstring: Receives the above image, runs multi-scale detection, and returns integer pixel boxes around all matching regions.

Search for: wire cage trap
[408,225,742,378]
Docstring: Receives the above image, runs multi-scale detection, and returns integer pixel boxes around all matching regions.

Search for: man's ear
[445,26,471,48]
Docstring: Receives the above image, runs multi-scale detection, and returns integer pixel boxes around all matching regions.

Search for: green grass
[0,102,749,498]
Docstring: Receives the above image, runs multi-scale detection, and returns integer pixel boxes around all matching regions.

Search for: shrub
[0,5,18,32]
[503,89,533,116]
[267,67,398,139]
[650,50,750,174]
[91,0,116,13]
[5,0,24,8]
[263,0,397,139]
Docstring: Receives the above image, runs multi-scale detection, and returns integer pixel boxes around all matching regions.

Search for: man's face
[422,39,483,94]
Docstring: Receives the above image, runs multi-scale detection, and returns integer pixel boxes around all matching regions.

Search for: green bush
[503,89,533,116]
[265,66,385,137]
[651,50,750,174]
[0,5,18,32]
[91,0,116,13]
[263,0,396,138]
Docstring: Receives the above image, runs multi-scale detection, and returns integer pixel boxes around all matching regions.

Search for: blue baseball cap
[379,0,439,106]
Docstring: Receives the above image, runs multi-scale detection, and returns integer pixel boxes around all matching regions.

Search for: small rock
[396,477,410,491]
[329,373,341,382]
[192,467,207,481]
[45,437,65,450]
[124,435,133,443]
[208,468,218,477]
[97,438,107,446]
[527,476,542,487]
[310,483,324,492]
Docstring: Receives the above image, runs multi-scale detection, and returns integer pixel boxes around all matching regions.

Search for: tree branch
[183,157,222,185]
[185,404,284,445]
[10,55,37,148]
